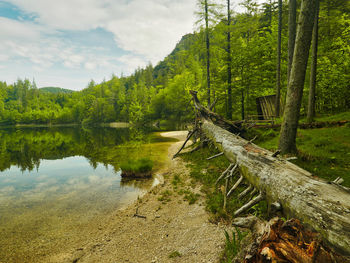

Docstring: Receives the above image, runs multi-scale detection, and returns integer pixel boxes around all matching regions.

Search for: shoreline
[40,130,227,263]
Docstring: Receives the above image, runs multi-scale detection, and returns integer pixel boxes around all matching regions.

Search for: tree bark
[201,119,350,256]
[307,0,319,123]
[275,0,282,117]
[205,0,211,107]
[278,0,317,154]
[288,0,297,84]
[226,0,232,120]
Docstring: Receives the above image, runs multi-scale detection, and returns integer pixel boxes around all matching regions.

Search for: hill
[39,87,74,94]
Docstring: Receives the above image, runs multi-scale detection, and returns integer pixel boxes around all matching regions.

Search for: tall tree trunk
[307,0,319,123]
[288,0,297,84]
[275,0,282,117]
[205,0,211,107]
[241,90,245,120]
[278,0,317,154]
[226,0,232,120]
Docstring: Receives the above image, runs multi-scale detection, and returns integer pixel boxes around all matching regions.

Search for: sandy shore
[42,131,227,263]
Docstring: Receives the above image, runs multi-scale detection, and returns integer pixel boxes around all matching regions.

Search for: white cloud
[117,54,148,73]
[0,0,202,89]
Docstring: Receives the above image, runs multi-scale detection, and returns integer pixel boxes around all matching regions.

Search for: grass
[158,190,172,203]
[120,157,153,174]
[299,111,350,123]
[221,228,247,263]
[256,126,350,187]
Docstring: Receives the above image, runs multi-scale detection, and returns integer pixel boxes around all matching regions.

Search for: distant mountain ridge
[39,87,74,94]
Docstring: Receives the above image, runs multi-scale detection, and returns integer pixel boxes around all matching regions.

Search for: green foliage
[120,158,153,174]
[39,87,74,94]
[221,228,247,263]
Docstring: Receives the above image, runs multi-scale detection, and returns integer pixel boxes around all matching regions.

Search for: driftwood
[188,91,350,255]
[172,128,197,159]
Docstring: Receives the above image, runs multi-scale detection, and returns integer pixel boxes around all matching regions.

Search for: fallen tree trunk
[201,119,350,255]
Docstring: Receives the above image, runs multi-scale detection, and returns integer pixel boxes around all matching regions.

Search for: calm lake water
[0,127,177,262]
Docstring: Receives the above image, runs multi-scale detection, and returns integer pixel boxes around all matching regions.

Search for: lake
[0,127,177,262]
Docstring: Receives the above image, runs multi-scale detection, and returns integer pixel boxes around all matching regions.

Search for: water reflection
[0,127,176,263]
[0,127,175,172]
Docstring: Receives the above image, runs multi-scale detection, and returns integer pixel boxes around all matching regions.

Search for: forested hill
[0,0,349,126]
[39,87,74,94]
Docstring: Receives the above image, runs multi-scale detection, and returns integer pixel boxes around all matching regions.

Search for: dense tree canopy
[0,0,348,127]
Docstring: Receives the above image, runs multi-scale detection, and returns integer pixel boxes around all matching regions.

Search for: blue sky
[0,0,197,90]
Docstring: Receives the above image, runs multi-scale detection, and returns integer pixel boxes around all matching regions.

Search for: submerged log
[201,120,350,255]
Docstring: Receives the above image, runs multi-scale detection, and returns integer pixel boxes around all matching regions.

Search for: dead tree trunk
[201,119,350,255]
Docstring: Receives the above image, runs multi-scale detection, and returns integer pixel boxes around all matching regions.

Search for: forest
[0,0,348,128]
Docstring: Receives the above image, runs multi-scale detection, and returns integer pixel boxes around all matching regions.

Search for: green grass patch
[168,251,182,258]
[299,111,350,123]
[256,126,350,187]
[158,190,172,203]
[221,228,247,263]
[120,157,153,174]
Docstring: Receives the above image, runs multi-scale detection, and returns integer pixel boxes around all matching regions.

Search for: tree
[287,0,297,83]
[279,0,317,154]
[226,0,233,119]
[275,0,282,117]
[307,0,320,123]
[205,0,211,107]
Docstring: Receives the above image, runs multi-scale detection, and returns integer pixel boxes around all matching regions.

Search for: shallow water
[0,127,175,262]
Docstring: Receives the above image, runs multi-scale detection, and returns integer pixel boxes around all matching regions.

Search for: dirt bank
[42,131,227,263]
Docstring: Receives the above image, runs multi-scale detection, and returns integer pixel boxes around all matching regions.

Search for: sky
[0,0,257,91]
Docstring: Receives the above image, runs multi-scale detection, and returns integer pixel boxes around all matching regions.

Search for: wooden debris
[207,152,224,160]
[238,185,254,199]
[172,128,197,159]
[133,207,146,219]
[227,175,244,197]
[234,192,264,216]
[243,218,350,263]
[271,150,281,157]
[215,163,236,185]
